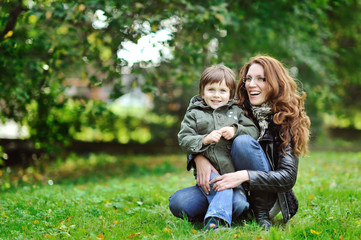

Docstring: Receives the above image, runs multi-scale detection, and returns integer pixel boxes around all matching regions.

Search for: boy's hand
[203,130,222,145]
[220,126,235,140]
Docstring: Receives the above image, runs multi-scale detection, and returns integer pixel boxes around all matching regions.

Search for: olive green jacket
[178,95,259,174]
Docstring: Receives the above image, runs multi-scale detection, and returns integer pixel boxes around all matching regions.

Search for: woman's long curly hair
[236,55,311,156]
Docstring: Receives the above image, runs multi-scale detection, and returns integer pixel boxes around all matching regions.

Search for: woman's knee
[169,187,207,220]
[231,135,257,159]
[169,191,186,219]
[232,135,256,149]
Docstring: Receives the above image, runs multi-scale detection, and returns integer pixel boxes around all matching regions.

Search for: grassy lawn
[0,151,360,239]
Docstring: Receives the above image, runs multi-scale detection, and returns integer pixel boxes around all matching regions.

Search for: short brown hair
[199,64,236,99]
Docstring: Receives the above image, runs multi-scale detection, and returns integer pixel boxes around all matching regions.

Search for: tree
[1,0,360,157]
[0,0,177,151]
[324,0,361,128]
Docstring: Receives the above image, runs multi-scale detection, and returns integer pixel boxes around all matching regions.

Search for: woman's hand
[194,155,219,195]
[210,170,250,192]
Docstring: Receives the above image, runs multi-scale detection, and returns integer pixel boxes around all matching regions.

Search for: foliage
[0,145,7,166]
[0,151,361,239]
[324,0,361,127]
[0,0,176,150]
[1,0,361,152]
[26,98,176,148]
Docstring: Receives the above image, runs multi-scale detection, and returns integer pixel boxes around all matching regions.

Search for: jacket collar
[259,128,274,142]
[188,94,236,111]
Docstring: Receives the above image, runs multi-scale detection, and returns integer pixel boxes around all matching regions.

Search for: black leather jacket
[246,122,299,223]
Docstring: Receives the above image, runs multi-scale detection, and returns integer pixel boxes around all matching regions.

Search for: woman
[169,55,311,229]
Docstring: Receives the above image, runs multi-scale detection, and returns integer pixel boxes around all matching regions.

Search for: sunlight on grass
[1,151,361,239]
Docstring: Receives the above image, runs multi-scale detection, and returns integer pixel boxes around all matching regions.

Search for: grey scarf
[251,103,272,141]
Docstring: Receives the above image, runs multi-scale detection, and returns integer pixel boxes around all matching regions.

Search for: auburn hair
[236,55,311,156]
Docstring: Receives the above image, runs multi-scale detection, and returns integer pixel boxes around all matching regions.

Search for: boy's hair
[199,64,236,99]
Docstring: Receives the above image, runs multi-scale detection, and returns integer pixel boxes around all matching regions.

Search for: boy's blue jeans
[169,135,270,223]
[199,171,248,226]
[169,176,248,226]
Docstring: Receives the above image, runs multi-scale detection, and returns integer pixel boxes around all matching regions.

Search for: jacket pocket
[196,119,210,134]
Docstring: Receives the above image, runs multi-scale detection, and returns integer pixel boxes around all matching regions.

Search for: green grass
[0,151,361,239]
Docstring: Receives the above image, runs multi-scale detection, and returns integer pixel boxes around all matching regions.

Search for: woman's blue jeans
[169,135,270,223]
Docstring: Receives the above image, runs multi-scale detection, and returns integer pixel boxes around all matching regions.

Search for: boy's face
[201,80,231,109]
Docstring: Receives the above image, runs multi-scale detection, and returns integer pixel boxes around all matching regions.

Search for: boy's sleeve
[178,110,211,154]
[232,110,260,140]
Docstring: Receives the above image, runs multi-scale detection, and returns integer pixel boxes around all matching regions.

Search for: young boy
[178,64,259,230]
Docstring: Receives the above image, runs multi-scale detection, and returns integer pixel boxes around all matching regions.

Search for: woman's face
[245,63,270,106]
